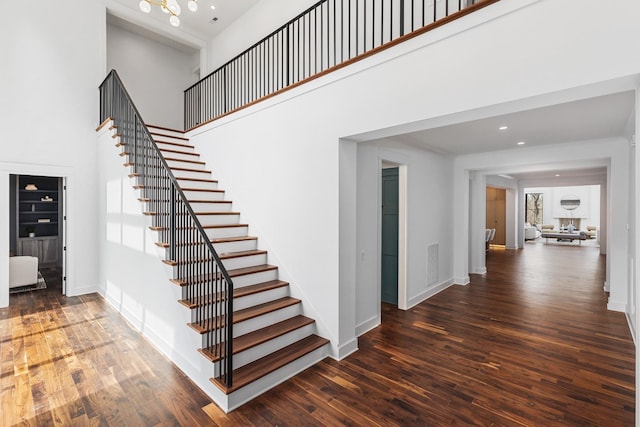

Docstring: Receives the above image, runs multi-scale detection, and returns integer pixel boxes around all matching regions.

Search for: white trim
[626,312,636,346]
[0,163,74,307]
[473,267,488,275]
[607,299,626,313]
[454,276,471,285]
[332,337,358,361]
[406,279,455,310]
[356,315,380,337]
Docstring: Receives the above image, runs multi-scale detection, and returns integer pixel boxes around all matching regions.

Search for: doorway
[9,174,66,295]
[486,186,506,246]
[381,167,399,305]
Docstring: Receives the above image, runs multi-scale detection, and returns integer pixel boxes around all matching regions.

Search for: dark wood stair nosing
[211,334,329,394]
[150,131,189,141]
[186,296,301,334]
[155,236,257,249]
[198,315,316,363]
[171,264,278,287]
[178,279,289,309]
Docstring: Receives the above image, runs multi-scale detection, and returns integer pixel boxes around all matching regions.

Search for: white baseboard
[331,337,358,361]
[454,276,470,286]
[406,279,454,310]
[625,312,636,346]
[607,298,626,312]
[66,283,99,297]
[355,315,380,337]
[472,267,487,275]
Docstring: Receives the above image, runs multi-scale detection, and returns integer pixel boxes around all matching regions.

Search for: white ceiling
[109,0,259,44]
[108,1,636,185]
[383,91,636,182]
[391,91,635,156]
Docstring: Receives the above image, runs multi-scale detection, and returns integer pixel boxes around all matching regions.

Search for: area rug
[9,272,47,294]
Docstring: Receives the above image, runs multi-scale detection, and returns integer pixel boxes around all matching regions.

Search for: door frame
[378,158,408,311]
[1,164,71,307]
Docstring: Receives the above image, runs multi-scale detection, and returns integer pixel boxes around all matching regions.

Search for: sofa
[9,256,39,288]
[524,223,541,240]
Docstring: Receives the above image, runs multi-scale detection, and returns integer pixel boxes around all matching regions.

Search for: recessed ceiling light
[210,5,216,10]
[499,126,508,131]
[517,141,525,145]
[555,174,560,177]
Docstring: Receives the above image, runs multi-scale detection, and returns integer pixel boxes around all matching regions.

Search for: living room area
[523,185,601,247]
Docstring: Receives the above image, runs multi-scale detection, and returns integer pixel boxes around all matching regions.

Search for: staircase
[112,122,329,408]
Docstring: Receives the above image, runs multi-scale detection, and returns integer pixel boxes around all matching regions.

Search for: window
[525,193,543,225]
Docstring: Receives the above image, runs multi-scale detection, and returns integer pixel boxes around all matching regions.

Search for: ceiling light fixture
[499,126,508,131]
[517,141,526,145]
[139,0,198,27]
[210,4,216,9]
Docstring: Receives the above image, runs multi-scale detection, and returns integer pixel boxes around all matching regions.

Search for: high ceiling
[109,0,259,43]
[108,1,636,185]
[368,90,636,183]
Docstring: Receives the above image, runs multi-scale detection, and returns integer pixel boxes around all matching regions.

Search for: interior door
[381,168,399,305]
[486,187,506,245]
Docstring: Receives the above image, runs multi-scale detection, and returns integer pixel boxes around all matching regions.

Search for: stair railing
[184,0,499,129]
[99,69,234,387]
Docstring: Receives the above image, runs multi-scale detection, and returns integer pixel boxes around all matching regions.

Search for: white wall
[355,140,454,335]
[207,0,319,72]
[0,0,104,306]
[107,22,199,129]
[193,0,640,356]
[95,125,226,408]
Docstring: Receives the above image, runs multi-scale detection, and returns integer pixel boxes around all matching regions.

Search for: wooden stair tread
[211,335,329,394]
[159,148,200,157]
[171,264,277,287]
[181,188,224,193]
[189,200,232,204]
[155,236,256,249]
[151,223,248,232]
[187,297,301,334]
[150,131,189,141]
[175,177,218,183]
[219,249,267,260]
[198,315,315,362]
[166,250,267,269]
[178,280,288,309]
[170,166,211,173]
[212,236,257,243]
[147,125,185,134]
[164,157,206,165]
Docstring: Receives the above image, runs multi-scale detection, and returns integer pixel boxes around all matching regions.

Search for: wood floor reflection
[1,245,634,426]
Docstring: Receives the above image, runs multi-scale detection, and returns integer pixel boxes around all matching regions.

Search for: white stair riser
[183,190,225,201]
[232,323,315,369]
[177,179,217,190]
[225,345,328,411]
[213,239,258,254]
[164,252,267,278]
[172,169,212,180]
[191,202,233,213]
[229,269,279,288]
[188,287,289,323]
[197,213,240,227]
[166,159,207,170]
[155,141,195,152]
[159,150,200,162]
[204,225,249,240]
[220,253,268,271]
[148,126,187,139]
[232,285,288,311]
[232,304,302,338]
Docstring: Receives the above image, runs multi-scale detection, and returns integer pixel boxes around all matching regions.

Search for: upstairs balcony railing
[184,0,498,129]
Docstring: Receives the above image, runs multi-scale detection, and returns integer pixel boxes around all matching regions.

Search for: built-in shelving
[15,175,63,267]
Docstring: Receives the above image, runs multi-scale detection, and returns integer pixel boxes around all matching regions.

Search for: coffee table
[541,231,587,245]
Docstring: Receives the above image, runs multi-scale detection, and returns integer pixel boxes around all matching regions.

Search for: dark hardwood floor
[1,244,634,426]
